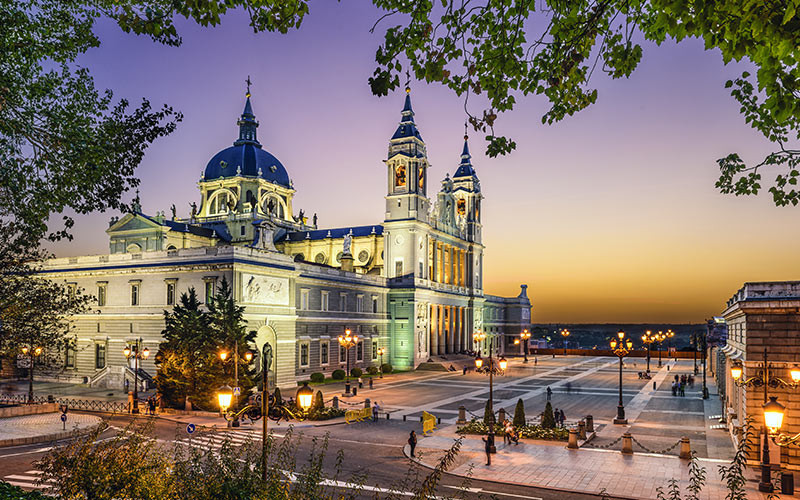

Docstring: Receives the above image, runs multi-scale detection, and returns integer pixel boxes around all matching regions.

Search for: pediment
[106,213,162,234]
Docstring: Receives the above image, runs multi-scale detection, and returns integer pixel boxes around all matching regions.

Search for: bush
[513,398,526,428]
[366,366,379,375]
[350,367,363,378]
[331,369,346,380]
[456,418,568,441]
[542,401,555,429]
[312,390,324,412]
[308,406,346,421]
[310,372,325,383]
[381,363,393,374]
[483,400,494,427]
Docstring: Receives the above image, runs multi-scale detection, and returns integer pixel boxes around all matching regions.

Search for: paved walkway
[0,413,102,446]
[413,427,766,500]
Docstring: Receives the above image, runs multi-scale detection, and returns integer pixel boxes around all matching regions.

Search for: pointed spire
[235,77,260,147]
[454,128,477,179]
[400,85,414,123]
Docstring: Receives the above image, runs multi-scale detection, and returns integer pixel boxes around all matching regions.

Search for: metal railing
[0,394,128,414]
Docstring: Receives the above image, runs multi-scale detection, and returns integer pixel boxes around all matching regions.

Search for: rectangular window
[356,341,363,362]
[97,284,107,306]
[205,281,215,304]
[321,291,329,311]
[300,289,309,310]
[372,341,378,360]
[395,259,403,277]
[95,343,106,369]
[131,284,140,306]
[372,296,378,314]
[240,225,246,236]
[321,341,329,365]
[166,282,176,306]
[340,293,347,312]
[339,345,346,364]
[356,295,364,313]
[65,346,76,369]
[300,342,309,367]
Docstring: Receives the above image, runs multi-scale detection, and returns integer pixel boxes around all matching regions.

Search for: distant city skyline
[46,4,800,323]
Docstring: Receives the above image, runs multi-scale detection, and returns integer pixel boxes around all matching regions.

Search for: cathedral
[39,86,532,391]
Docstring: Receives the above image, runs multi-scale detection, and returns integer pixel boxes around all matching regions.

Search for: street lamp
[474,333,507,455]
[641,331,655,375]
[219,344,252,426]
[217,385,233,414]
[20,345,43,403]
[296,382,314,413]
[261,342,273,482]
[560,329,570,355]
[655,331,667,368]
[338,329,359,397]
[123,338,149,414]
[377,347,386,378]
[666,329,675,361]
[520,329,531,363]
[610,329,633,424]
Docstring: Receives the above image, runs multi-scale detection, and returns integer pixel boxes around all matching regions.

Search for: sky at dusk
[46,3,800,324]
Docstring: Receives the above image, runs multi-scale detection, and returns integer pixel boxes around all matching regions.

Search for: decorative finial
[405,70,411,93]
[464,120,468,141]
[245,75,252,98]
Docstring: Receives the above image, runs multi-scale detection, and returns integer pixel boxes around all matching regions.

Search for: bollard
[585,415,594,433]
[403,415,407,421]
[498,408,506,423]
[622,432,633,454]
[457,406,467,426]
[333,396,339,409]
[365,398,371,409]
[353,387,357,397]
[653,381,656,391]
[567,429,579,449]
[679,436,691,459]
[667,366,670,371]
[386,412,390,420]
[578,420,587,440]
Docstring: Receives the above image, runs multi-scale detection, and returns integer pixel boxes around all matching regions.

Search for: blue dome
[204,143,290,188]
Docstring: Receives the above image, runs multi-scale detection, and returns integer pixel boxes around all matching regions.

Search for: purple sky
[48,3,800,323]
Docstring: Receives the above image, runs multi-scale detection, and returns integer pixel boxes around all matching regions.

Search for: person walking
[408,430,417,458]
[546,386,552,401]
[372,402,379,422]
[148,396,156,416]
[679,382,685,397]
[559,409,566,427]
[482,435,492,466]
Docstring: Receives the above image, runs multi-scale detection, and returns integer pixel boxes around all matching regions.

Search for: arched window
[395,165,406,187]
[126,243,141,253]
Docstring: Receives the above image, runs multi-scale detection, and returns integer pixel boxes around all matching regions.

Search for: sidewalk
[0,412,104,447]
[153,411,346,431]
[411,425,771,500]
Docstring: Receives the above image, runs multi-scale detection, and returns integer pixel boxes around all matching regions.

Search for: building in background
[718,281,800,469]
[35,86,532,391]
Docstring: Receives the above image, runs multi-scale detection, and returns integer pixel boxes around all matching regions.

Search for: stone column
[432,240,438,283]
[438,305,444,355]
[448,306,455,353]
[429,304,438,357]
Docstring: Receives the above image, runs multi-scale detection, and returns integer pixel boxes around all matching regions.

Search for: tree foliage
[541,401,556,429]
[513,398,526,428]
[0,1,181,254]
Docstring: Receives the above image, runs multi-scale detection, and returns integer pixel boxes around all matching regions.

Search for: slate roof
[453,137,478,179]
[283,225,384,242]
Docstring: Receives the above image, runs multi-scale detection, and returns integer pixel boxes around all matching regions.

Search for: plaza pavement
[0,412,103,447]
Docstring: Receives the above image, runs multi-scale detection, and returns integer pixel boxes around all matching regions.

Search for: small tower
[451,132,483,244]
[384,86,430,222]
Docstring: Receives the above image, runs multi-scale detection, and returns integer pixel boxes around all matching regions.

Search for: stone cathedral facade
[38,87,532,391]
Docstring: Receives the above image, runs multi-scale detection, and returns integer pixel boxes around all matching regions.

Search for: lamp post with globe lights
[520,329,531,362]
[20,345,43,403]
[473,330,507,454]
[218,347,253,426]
[377,347,386,378]
[338,329,359,396]
[610,330,633,424]
[560,328,570,355]
[123,339,149,414]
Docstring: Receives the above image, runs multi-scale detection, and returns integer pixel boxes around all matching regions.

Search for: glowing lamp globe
[514,339,520,345]
[123,346,131,358]
[609,339,617,350]
[791,366,800,383]
[763,396,786,433]
[626,339,633,350]
[617,329,625,340]
[219,351,228,362]
[33,347,42,356]
[142,347,150,359]
[217,385,233,411]
[21,346,29,356]
[730,365,743,381]
[296,382,314,412]
[498,357,508,371]
[475,355,483,369]
[244,351,253,362]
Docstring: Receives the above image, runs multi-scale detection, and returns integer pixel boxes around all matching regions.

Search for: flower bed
[307,407,346,421]
[456,418,569,441]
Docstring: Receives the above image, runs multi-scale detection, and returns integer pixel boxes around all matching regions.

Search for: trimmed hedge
[310,372,325,383]
[331,369,346,380]
[366,366,379,375]
[457,418,568,441]
[350,367,363,378]
[380,363,393,374]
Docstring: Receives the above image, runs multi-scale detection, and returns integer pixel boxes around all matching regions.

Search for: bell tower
[385,86,430,223]
[452,133,483,244]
